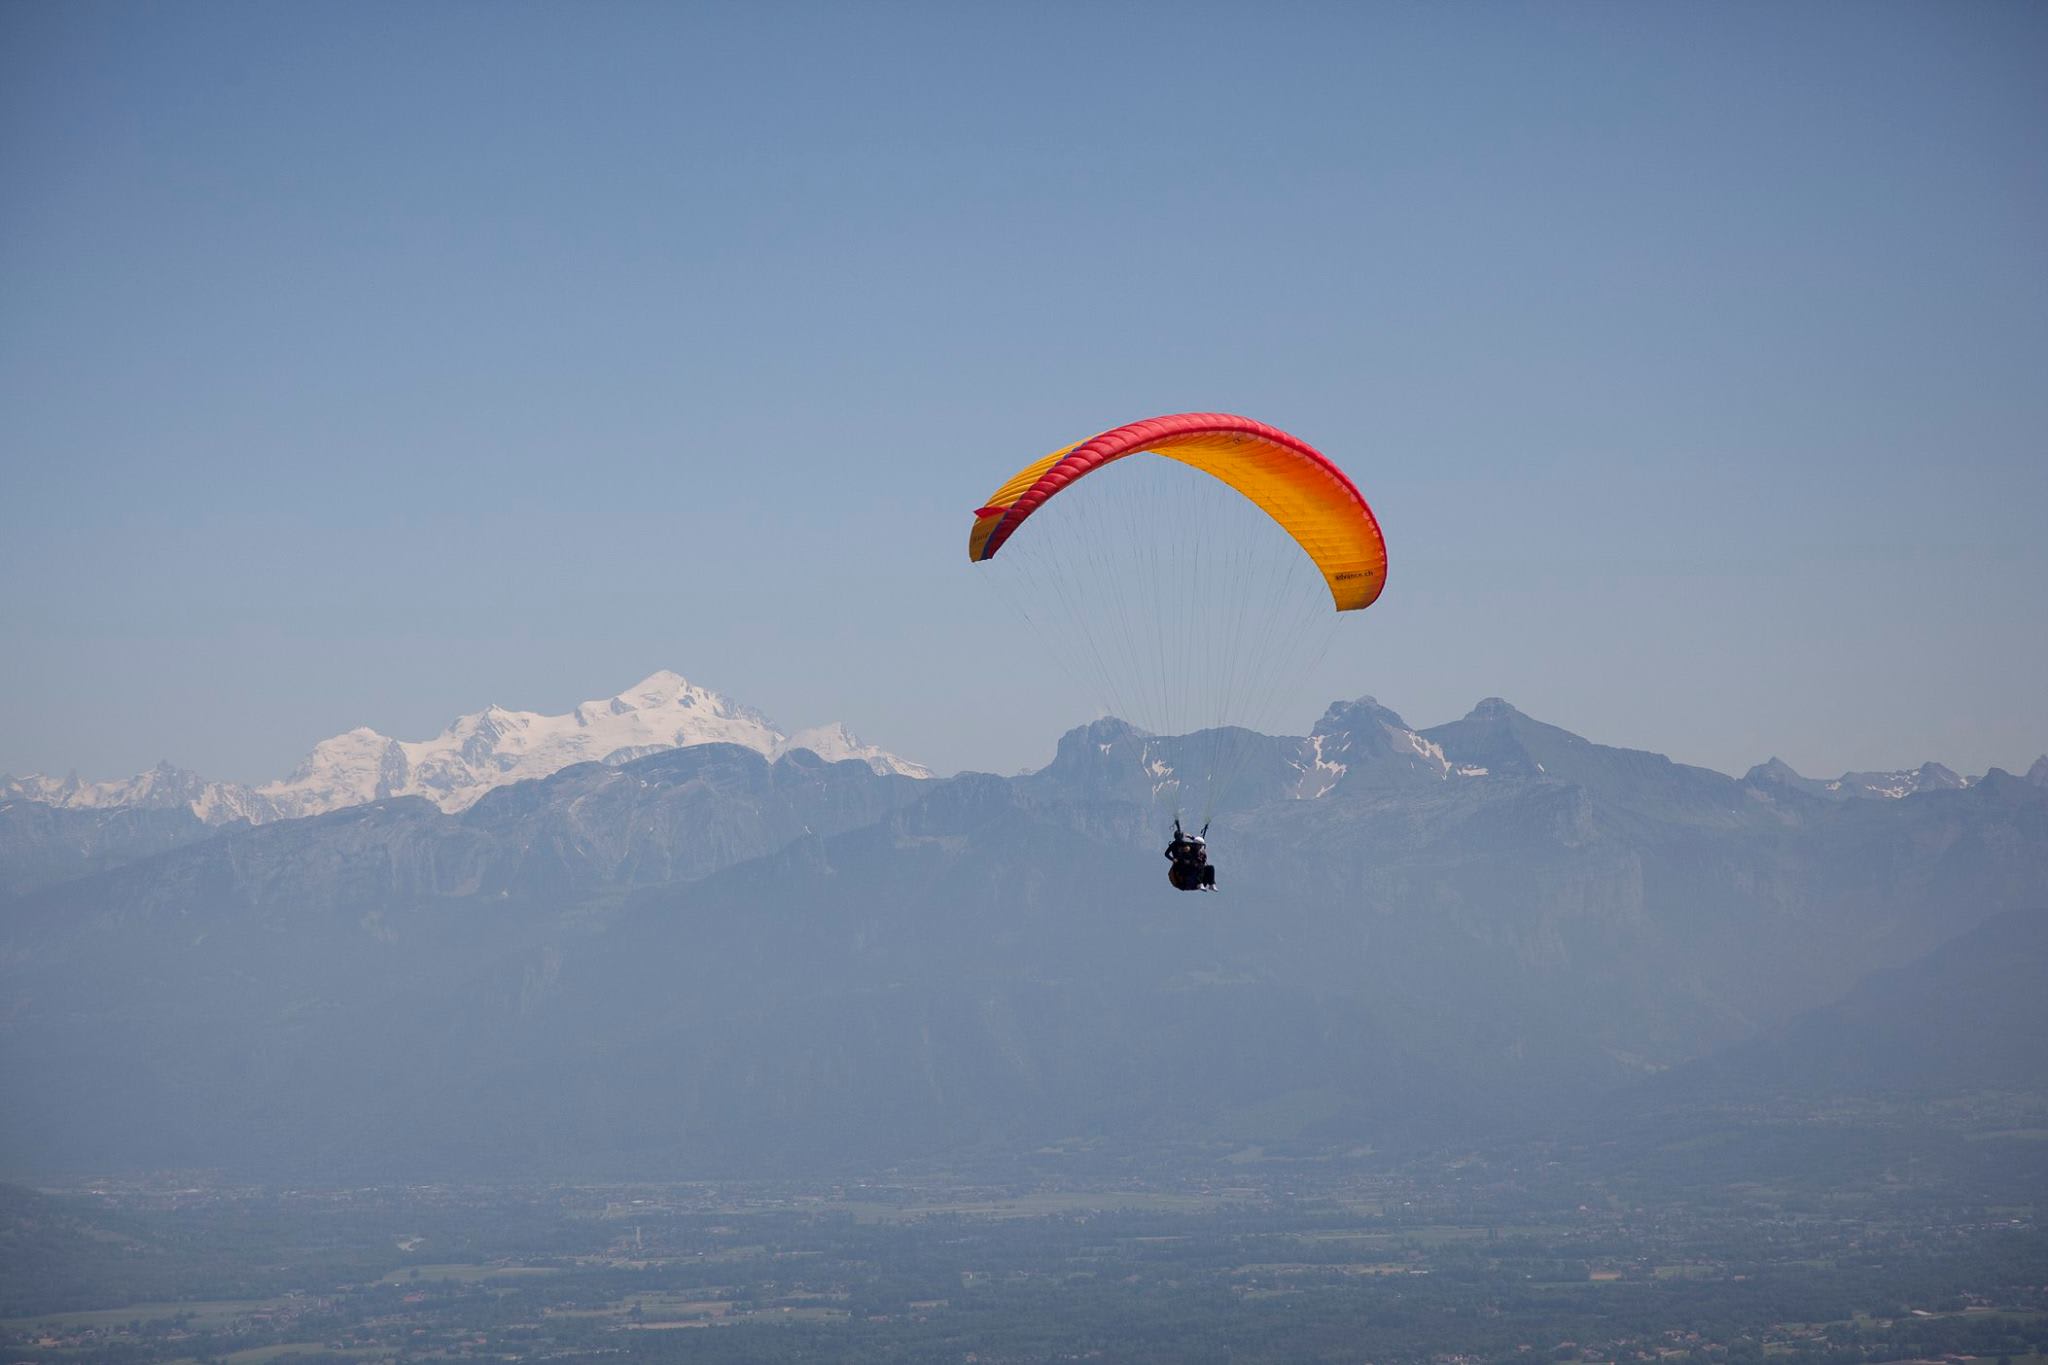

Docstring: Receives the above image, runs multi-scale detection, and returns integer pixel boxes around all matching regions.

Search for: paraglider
[1164,818,1215,891]
[969,413,1386,889]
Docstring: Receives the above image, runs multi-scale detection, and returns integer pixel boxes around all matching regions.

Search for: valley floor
[5,1110,2045,1365]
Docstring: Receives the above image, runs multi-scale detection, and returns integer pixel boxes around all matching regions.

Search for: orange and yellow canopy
[969,412,1386,611]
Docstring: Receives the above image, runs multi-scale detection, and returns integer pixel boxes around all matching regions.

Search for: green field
[218,1344,380,1365]
[4,1298,284,1334]
[375,1263,561,1284]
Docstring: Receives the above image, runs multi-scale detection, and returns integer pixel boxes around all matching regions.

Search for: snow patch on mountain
[1297,733,1347,799]
[2,670,930,825]
[1402,727,1454,778]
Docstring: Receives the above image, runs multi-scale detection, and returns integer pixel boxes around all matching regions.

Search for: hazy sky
[4,1,2045,784]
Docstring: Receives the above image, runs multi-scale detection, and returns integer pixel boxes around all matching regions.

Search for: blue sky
[4,1,2045,783]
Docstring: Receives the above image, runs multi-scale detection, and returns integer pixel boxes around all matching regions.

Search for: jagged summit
[1,670,930,826]
[1296,696,1466,796]
[1312,695,1411,734]
[1744,755,1974,801]
[1038,716,1150,773]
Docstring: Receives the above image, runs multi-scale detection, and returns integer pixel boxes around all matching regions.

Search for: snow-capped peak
[775,722,934,779]
[0,760,215,814]
[4,671,930,826]
[609,669,756,717]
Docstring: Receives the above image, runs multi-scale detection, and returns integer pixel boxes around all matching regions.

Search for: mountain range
[1,681,2044,1181]
[0,671,930,831]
